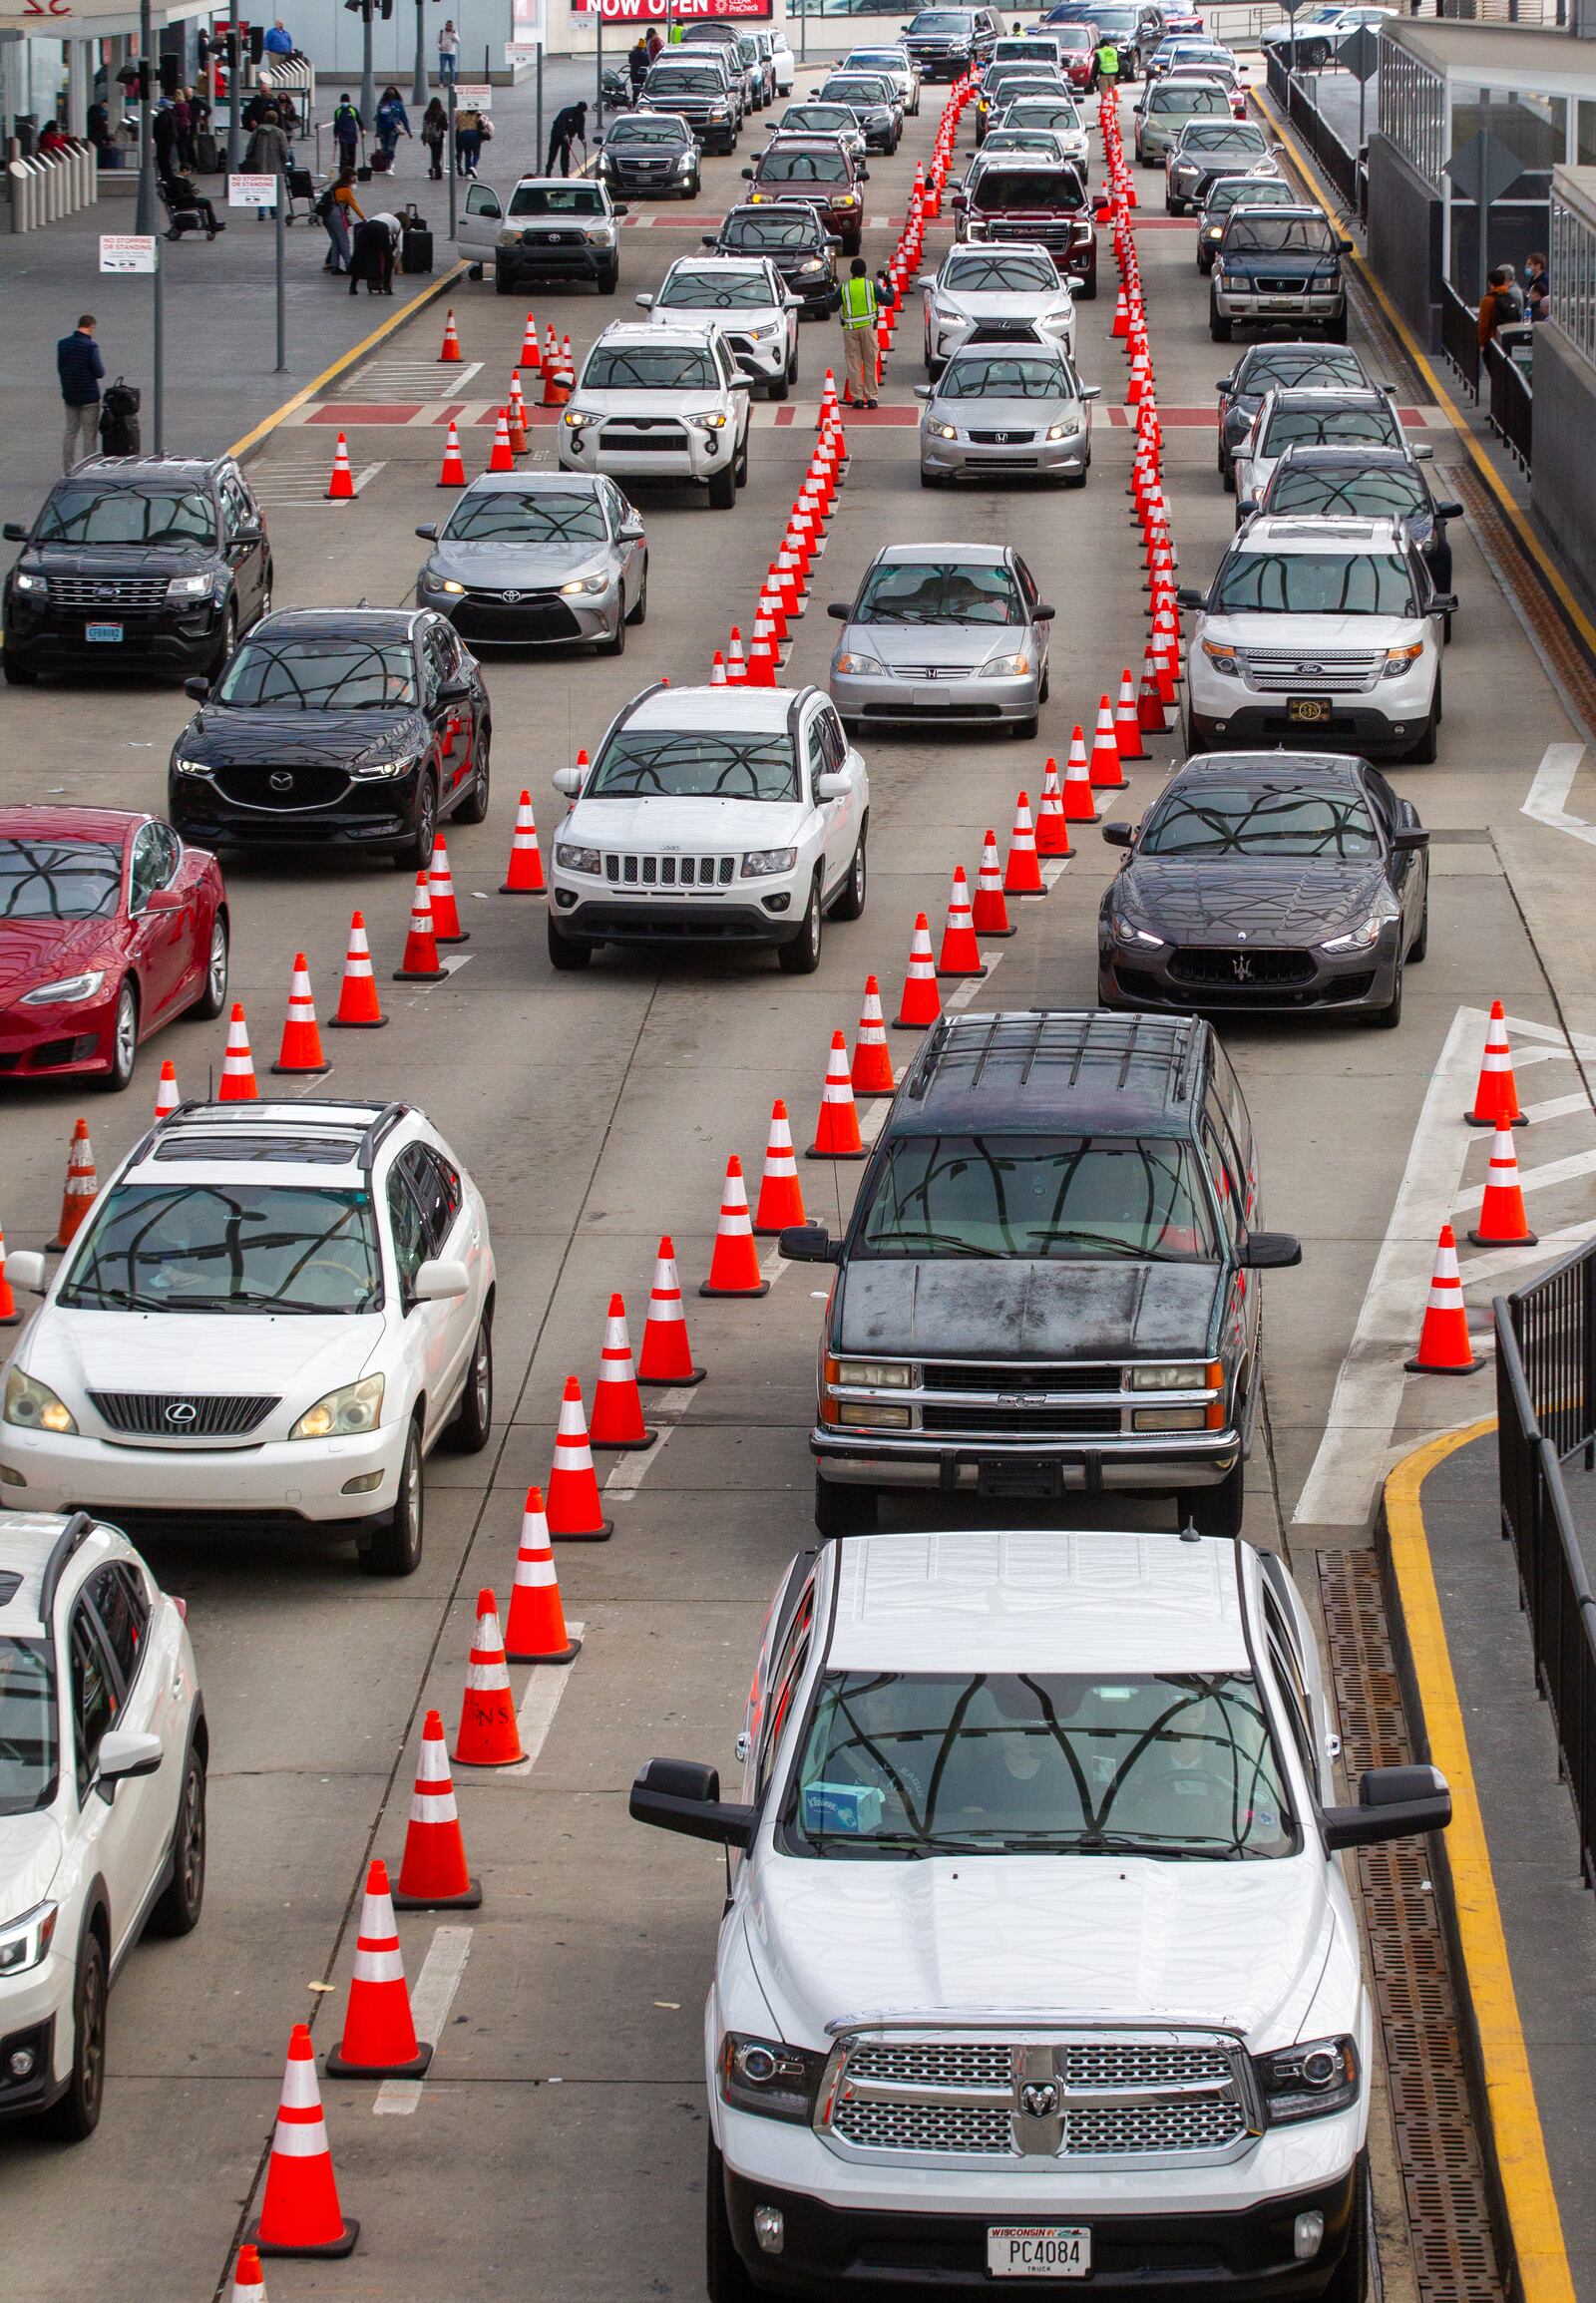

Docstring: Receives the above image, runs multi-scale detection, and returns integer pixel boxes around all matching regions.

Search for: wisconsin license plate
[85,622,124,643]
[988,2226,1091,2279]
[1287,695,1332,724]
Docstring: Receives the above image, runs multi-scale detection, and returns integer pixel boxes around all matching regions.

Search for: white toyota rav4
[547,681,870,973]
[631,1526,1451,2302]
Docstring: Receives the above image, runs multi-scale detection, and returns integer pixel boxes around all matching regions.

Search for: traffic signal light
[248,25,265,62]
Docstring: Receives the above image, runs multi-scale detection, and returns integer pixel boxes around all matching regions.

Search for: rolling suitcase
[401,202,432,273]
[194,127,218,173]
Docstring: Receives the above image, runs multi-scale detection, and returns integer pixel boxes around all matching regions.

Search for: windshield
[0,1640,56,1817]
[972,167,1084,208]
[615,118,688,145]
[215,634,417,709]
[854,559,1024,625]
[443,490,607,543]
[945,252,1059,292]
[1263,403,1398,452]
[508,182,602,215]
[1215,551,1418,616]
[782,106,856,132]
[1149,82,1228,113]
[1181,124,1264,152]
[1229,215,1340,253]
[659,266,772,309]
[1140,782,1382,858]
[588,730,798,801]
[61,1183,384,1314]
[1003,100,1079,128]
[911,10,976,29]
[984,131,1064,156]
[940,354,1071,399]
[1269,466,1428,521]
[856,1134,1219,1260]
[647,66,722,94]
[583,344,719,391]
[787,1672,1294,1859]
[760,148,847,183]
[823,78,888,103]
[36,485,215,548]
[725,209,815,248]
[1050,26,1093,47]
[0,837,122,921]
[1206,177,1290,215]
[1238,350,1366,397]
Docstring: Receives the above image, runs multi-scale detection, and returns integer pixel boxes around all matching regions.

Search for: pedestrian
[455,101,482,176]
[160,167,224,236]
[86,98,111,156]
[37,119,70,156]
[171,85,193,166]
[645,27,663,64]
[264,17,293,57]
[1476,264,1516,349]
[349,211,396,294]
[153,98,180,174]
[1095,33,1119,85]
[375,85,411,163]
[422,96,447,180]
[628,35,649,93]
[839,253,879,409]
[331,92,363,172]
[58,314,105,473]
[547,97,588,177]
[244,107,289,218]
[437,17,459,86]
[1525,250,1549,321]
[319,165,363,271]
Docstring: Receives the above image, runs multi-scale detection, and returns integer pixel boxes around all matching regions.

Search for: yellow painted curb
[1384,1419,1577,2303]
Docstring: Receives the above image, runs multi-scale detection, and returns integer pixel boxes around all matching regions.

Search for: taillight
[173,1596,189,1621]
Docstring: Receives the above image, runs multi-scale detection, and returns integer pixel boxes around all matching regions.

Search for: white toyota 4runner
[558,319,753,510]
[547,681,870,973]
[631,1526,1451,2301]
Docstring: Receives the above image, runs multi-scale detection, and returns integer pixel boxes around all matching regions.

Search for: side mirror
[6,1250,47,1292]
[1216,373,1235,390]
[438,677,472,704]
[779,1222,842,1264]
[412,1256,470,1303]
[234,522,265,545]
[859,166,871,181]
[1322,1763,1451,1851]
[617,520,645,542]
[184,675,211,702]
[814,770,848,800]
[1101,820,1134,848]
[96,1728,165,1796]
[612,203,629,216]
[826,235,843,250]
[741,166,754,177]
[913,383,933,401]
[2,522,27,543]
[144,888,184,914]
[1412,443,1433,461]
[1081,384,1102,401]
[1065,273,1084,290]
[414,522,438,541]
[634,292,653,308]
[1429,591,1457,614]
[701,233,718,246]
[1031,601,1055,620]
[1392,827,1429,853]
[1241,1230,1302,1270]
[553,765,584,797]
[1433,500,1463,520]
[1340,236,1354,252]
[628,1756,757,1848]
[1175,585,1207,610]
[826,600,851,621]
[951,188,967,206]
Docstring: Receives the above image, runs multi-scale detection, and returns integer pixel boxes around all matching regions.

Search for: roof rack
[127,1097,409,1176]
[40,1510,98,1620]
[908,1009,1198,1103]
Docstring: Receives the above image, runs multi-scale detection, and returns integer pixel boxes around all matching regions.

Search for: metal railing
[1483,333,1533,470]
[5,138,99,233]
[1496,1246,1596,1889]
[1263,53,1361,214]
[1440,280,1480,397]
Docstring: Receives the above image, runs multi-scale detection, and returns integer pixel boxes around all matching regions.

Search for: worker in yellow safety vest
[839,255,880,410]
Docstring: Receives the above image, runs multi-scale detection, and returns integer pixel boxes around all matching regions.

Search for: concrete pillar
[66,39,88,138]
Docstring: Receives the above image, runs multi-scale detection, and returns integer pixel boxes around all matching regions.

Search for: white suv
[559,320,753,511]
[0,1098,495,1576]
[0,1510,203,2139]
[1180,515,1452,764]
[631,1525,1451,2303]
[638,256,802,401]
[547,681,870,974]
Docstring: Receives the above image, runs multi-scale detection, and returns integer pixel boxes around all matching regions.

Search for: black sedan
[701,202,841,318]
[1096,750,1428,1029]
[1242,443,1461,599]
[595,111,703,200]
[167,607,490,870]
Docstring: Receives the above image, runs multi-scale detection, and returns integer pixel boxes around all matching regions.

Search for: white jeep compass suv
[631,1526,1451,2301]
[559,319,753,510]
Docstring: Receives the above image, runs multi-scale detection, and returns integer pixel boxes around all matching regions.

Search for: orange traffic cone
[1464,1001,1526,1127]
[937,865,985,977]
[709,649,727,686]
[726,627,747,684]
[559,334,575,391]
[439,305,463,362]
[453,1590,525,1765]
[541,353,569,410]
[392,1710,481,1909]
[1468,1123,1537,1248]
[701,1155,769,1295]
[394,874,446,981]
[0,1226,21,1326]
[50,1119,97,1250]
[546,1376,613,1540]
[1088,695,1125,790]
[487,407,515,472]
[590,1293,656,1449]
[427,836,467,943]
[754,1099,806,1232]
[326,433,355,501]
[1404,1225,1485,1374]
[748,625,778,686]
[895,912,942,1030]
[248,2026,358,2258]
[438,419,467,488]
[851,975,896,1095]
[504,1487,581,1664]
[544,321,559,371]
[518,310,542,370]
[329,910,387,1028]
[637,1235,704,1384]
[219,1002,259,1101]
[270,956,329,1076]
[1035,758,1069,857]
[1138,644,1168,733]
[154,1058,180,1121]
[324,1861,432,2080]
[501,790,546,894]
[507,373,529,454]
[1061,727,1099,823]
[1003,793,1046,896]
[972,830,1016,934]
[1113,666,1147,760]
[809,1031,866,1160]
[228,2243,267,2303]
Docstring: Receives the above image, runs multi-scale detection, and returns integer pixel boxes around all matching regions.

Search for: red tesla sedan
[0,807,228,1092]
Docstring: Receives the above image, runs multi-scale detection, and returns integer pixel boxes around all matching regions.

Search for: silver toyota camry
[917,339,1098,487]
[828,542,1055,740]
[415,472,647,651]
[921,241,1080,372]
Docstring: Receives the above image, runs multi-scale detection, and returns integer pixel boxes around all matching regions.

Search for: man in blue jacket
[58,314,105,471]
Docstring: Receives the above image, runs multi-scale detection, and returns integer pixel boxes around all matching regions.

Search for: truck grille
[922,1404,1120,1435]
[210,763,352,813]
[1168,947,1315,988]
[89,1389,279,1437]
[600,420,692,455]
[602,852,736,888]
[922,1360,1115,1393]
[1237,647,1382,693]
[48,576,172,608]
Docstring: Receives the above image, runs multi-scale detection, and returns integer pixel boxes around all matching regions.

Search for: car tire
[548,915,593,970]
[100,979,139,1094]
[1325,307,1349,341]
[816,1474,877,1538]
[777,871,824,975]
[1409,899,1429,963]
[734,430,750,488]
[769,373,789,402]
[600,599,626,656]
[207,603,237,682]
[446,1313,494,1453]
[361,1414,425,1577]
[253,571,273,629]
[707,464,737,510]
[1165,195,1181,215]
[40,1926,109,2142]
[919,466,946,489]
[626,558,649,625]
[1,657,38,685]
[149,1741,207,1937]
[1179,1456,1245,1538]
[598,262,619,296]
[454,720,491,825]
[1210,303,1233,342]
[495,261,514,294]
[1198,248,1214,275]
[1010,713,1039,741]
[706,2138,760,2303]
[190,909,229,1021]
[1076,264,1096,301]
[1371,959,1403,1030]
[843,230,862,258]
[1407,707,1438,765]
[395,772,438,871]
[1322,2153,1372,2303]
[1304,38,1330,66]
[829,819,867,921]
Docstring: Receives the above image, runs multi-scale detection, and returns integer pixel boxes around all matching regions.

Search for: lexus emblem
[1019,2082,1059,2118]
[270,771,292,792]
[165,1400,199,1427]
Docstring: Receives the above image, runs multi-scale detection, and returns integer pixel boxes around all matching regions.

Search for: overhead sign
[570,0,772,18]
[227,172,278,205]
[454,82,494,111]
[99,231,157,272]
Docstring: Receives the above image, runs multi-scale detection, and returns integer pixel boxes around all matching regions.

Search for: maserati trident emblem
[165,1400,199,1427]
[1020,2081,1059,2118]
[1232,956,1254,983]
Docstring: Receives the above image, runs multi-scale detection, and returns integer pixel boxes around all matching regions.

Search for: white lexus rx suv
[559,320,753,510]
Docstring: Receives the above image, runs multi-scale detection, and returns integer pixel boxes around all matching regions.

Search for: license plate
[1261,297,1302,311]
[1287,695,1332,725]
[85,621,124,643]
[988,2226,1091,2279]
[912,689,955,708]
[977,1459,1062,1500]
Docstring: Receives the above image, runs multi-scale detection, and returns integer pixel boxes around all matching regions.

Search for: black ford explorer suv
[2,454,271,686]
[782,1009,1300,1539]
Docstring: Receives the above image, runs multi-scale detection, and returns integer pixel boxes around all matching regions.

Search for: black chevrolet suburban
[782,1009,1300,1538]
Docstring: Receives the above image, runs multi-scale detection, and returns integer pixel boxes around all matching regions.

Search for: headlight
[0,1902,59,1977]
[351,758,411,780]
[1201,639,1241,677]
[497,226,522,246]
[1204,224,1223,239]
[4,1368,78,1435]
[1382,641,1425,676]
[559,574,610,596]
[1112,915,1165,949]
[12,570,46,594]
[1321,913,1390,954]
[555,844,601,875]
[674,152,693,172]
[719,2033,829,2124]
[563,408,594,429]
[1252,2037,1360,2124]
[835,650,888,676]
[688,412,728,431]
[587,224,615,245]
[708,103,728,117]
[1220,269,1248,289]
[167,573,212,600]
[797,256,827,275]
[927,420,959,441]
[433,576,466,596]
[746,322,780,342]
[172,756,212,776]
[20,969,106,1006]
[1128,1360,1213,1389]
[835,192,858,205]
[830,1358,914,1387]
[289,1372,384,1441]
[741,847,798,878]
[984,652,1031,677]
[1045,420,1079,441]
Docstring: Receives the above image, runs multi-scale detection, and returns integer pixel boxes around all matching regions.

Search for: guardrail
[5,138,99,232]
[1440,279,1480,397]
[1484,333,1533,469]
[1496,1249,1596,1889]
[1263,52,1361,215]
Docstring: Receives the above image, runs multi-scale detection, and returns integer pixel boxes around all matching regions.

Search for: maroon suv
[742,137,868,258]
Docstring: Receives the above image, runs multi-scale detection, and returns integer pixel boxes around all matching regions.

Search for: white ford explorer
[558,319,753,510]
[630,1526,1451,2302]
[547,681,870,973]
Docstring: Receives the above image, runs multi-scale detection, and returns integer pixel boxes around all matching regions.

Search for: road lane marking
[1452,1146,1596,1216]
[373,1926,473,2114]
[504,1620,587,1777]
[603,1388,699,1502]
[1521,742,1596,850]
[1456,1220,1596,1291]
[946,949,1005,1012]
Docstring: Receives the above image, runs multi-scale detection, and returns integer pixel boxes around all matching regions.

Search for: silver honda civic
[828,541,1054,739]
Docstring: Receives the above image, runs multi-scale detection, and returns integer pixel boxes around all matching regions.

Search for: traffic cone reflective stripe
[0,1226,20,1327]
[392,1710,481,1909]
[895,913,942,1030]
[228,2243,268,2303]
[1035,758,1070,858]
[154,1058,180,1121]
[326,433,355,501]
[809,1031,866,1161]
[394,874,446,981]
[488,407,515,472]
[1003,792,1046,896]
[726,627,748,684]
[937,866,985,977]
[1088,695,1125,790]
[701,1155,770,1295]
[501,789,547,893]
[1114,666,1147,760]
[330,910,387,1028]
[754,1099,807,1232]
[439,306,463,361]
[219,1002,259,1101]
[505,1487,581,1664]
[542,352,569,409]
[249,2025,358,2259]
[51,1118,97,1250]
[1405,1225,1485,1374]
[427,836,467,943]
[748,628,778,686]
[324,1861,432,2080]
[438,419,467,488]
[1469,1123,1538,1248]
[1464,1000,1526,1126]
[590,1292,657,1450]
[454,1590,526,1764]
[270,955,330,1076]
[851,975,897,1094]
[546,1376,614,1540]
[637,1235,705,1385]
[972,831,1016,933]
[1061,728,1099,823]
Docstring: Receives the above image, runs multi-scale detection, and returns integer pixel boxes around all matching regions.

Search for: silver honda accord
[917,339,1098,486]
[415,471,647,651]
[828,541,1054,739]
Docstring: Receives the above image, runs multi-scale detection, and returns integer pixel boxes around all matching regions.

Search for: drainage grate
[1317,1548,1503,2303]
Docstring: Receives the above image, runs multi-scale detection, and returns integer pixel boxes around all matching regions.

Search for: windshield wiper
[60,1283,168,1312]
[158,1290,351,1314]
[872,1230,995,1256]
[1032,1830,1240,1858]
